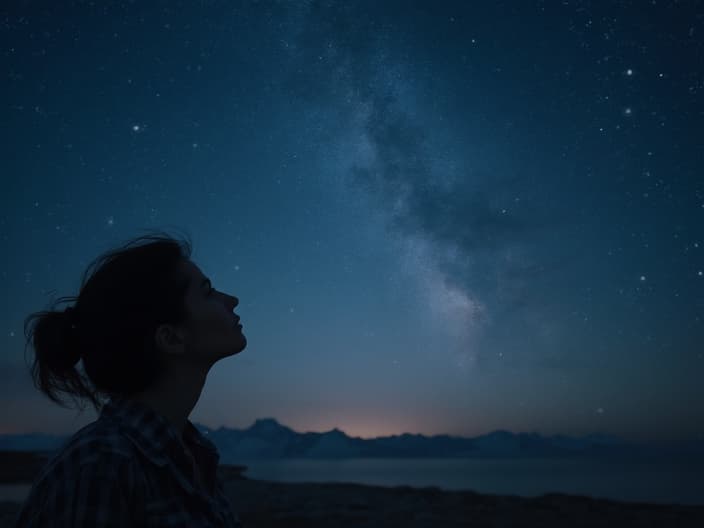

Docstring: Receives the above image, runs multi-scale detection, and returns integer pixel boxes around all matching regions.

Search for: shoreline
[2,454,704,527]
[4,471,704,527]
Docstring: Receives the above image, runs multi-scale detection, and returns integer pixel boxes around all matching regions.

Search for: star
[640,275,646,281]
[132,124,141,132]
[626,68,633,76]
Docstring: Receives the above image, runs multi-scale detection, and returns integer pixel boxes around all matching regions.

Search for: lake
[3,457,703,506]
[238,457,704,506]
[0,483,32,502]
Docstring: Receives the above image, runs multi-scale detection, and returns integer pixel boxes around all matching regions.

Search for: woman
[15,231,247,527]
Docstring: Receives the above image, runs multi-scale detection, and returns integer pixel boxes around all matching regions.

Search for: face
[155,259,247,366]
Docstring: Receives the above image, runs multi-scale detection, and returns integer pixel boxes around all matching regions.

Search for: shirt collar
[100,396,219,468]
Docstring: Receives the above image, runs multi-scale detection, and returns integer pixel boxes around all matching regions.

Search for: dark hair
[23,229,193,413]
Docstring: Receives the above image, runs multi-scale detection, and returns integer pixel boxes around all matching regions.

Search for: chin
[232,335,247,354]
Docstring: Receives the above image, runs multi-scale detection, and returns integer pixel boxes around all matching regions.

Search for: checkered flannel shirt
[14,396,242,527]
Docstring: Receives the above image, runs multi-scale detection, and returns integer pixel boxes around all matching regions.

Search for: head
[155,258,246,370]
[23,230,247,413]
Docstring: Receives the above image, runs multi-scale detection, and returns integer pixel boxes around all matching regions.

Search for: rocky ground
[3,466,703,527]
[221,476,704,527]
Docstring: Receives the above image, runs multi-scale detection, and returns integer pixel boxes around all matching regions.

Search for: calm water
[239,457,704,506]
[3,458,703,506]
[0,483,32,502]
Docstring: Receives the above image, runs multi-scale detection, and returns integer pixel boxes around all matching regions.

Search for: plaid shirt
[14,396,242,527]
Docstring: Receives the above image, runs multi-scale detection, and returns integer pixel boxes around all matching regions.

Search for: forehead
[180,260,208,288]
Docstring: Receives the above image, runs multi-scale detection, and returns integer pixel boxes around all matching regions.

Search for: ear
[154,323,186,357]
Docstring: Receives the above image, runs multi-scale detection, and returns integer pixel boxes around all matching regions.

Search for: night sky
[2,1,703,445]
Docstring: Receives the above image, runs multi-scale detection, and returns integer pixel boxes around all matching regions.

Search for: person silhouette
[15,230,247,527]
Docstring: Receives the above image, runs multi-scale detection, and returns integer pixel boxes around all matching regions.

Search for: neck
[130,360,210,435]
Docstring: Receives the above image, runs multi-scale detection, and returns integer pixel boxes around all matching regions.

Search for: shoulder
[16,420,148,525]
[39,419,139,478]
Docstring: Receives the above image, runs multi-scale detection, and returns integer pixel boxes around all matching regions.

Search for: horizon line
[4,419,702,447]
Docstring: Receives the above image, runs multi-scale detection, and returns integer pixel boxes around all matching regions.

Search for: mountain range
[2,418,701,465]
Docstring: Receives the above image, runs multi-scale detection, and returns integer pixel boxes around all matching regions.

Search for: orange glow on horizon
[288,414,466,439]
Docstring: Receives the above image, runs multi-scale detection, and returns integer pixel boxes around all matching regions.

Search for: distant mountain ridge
[2,418,701,464]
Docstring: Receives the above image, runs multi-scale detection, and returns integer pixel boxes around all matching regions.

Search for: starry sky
[2,1,703,445]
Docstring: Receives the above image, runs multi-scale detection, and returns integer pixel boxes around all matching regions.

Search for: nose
[226,294,239,311]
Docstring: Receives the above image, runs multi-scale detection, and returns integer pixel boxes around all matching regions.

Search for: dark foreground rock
[0,452,50,484]
[221,476,704,527]
[2,464,703,527]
